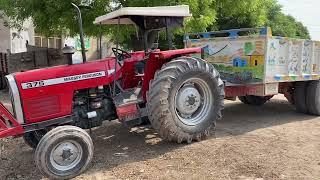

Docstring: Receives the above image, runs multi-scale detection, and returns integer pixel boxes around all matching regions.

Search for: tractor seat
[135,60,146,75]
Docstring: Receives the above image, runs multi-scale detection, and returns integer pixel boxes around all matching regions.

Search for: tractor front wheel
[35,126,93,179]
[147,57,224,143]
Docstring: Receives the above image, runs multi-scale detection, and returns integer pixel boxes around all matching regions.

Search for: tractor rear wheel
[23,130,47,149]
[147,57,224,143]
[35,126,93,179]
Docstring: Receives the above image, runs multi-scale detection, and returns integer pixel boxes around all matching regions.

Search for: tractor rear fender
[142,47,202,100]
[156,47,201,59]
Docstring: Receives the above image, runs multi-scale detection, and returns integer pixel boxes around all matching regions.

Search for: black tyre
[294,82,308,113]
[23,130,47,149]
[238,95,272,106]
[0,72,6,90]
[306,80,320,115]
[147,57,224,143]
[35,126,93,179]
[238,96,250,104]
[246,95,270,106]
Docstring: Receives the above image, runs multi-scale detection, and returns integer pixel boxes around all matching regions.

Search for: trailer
[185,27,320,113]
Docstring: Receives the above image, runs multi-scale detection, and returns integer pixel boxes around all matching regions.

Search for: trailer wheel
[294,82,308,113]
[238,95,272,106]
[238,96,250,104]
[306,80,320,115]
[35,126,93,179]
[23,130,47,149]
[147,57,224,143]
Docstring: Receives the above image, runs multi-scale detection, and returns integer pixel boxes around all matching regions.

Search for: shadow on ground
[0,97,316,179]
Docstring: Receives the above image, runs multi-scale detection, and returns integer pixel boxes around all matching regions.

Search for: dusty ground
[0,90,319,180]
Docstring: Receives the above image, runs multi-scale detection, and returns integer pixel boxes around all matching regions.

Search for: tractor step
[113,87,143,107]
[113,87,147,124]
[0,102,24,138]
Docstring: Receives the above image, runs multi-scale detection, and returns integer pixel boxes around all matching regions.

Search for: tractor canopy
[93,5,191,30]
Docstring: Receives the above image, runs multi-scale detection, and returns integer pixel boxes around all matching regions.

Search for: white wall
[0,17,11,53]
[64,36,113,63]
[64,37,84,64]
[10,19,35,53]
[0,16,35,54]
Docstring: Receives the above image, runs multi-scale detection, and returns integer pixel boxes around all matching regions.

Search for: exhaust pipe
[71,3,87,63]
[62,45,76,65]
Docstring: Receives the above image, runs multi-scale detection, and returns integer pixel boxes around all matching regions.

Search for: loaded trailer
[185,27,320,113]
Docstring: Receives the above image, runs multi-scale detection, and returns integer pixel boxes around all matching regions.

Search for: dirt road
[0,90,319,180]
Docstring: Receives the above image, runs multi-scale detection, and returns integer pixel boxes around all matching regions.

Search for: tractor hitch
[0,102,24,138]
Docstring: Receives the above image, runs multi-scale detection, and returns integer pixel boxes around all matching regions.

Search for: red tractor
[0,4,224,179]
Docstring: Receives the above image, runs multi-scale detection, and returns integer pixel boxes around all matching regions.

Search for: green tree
[265,2,310,39]
[211,0,310,39]
[0,0,218,50]
[213,0,272,30]
[0,0,311,50]
[0,0,111,36]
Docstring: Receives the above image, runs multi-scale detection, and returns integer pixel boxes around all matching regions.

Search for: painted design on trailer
[186,27,320,84]
[192,38,265,85]
[266,37,319,83]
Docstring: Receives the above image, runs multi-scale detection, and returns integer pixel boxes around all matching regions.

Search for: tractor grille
[26,96,61,118]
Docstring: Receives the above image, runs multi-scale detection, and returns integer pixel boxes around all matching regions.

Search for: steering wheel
[112,48,132,62]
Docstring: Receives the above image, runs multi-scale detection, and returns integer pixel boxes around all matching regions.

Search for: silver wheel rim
[174,78,213,126]
[50,140,83,171]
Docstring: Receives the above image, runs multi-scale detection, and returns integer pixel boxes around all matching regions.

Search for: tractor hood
[6,57,120,124]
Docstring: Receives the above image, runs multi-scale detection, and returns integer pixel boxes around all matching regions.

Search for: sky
[278,0,320,40]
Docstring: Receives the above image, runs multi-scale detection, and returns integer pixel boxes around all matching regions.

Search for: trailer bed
[185,27,320,96]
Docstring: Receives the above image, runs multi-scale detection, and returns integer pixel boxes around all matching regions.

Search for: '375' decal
[21,71,106,89]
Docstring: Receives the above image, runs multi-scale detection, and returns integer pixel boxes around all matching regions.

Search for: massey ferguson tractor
[0,5,224,179]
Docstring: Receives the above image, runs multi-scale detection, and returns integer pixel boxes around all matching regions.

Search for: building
[233,57,249,67]
[0,16,34,53]
[249,54,264,67]
[0,14,112,62]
